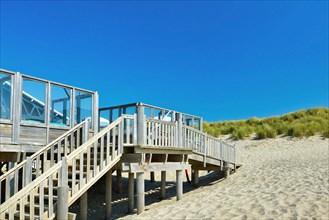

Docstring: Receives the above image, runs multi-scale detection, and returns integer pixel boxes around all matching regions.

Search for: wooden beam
[129,162,190,173]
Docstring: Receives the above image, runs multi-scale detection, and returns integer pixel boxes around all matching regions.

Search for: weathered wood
[117,169,122,194]
[57,186,69,220]
[137,106,146,146]
[194,169,199,187]
[129,162,190,173]
[106,170,112,219]
[160,171,166,200]
[136,172,144,215]
[80,192,88,220]
[176,170,183,201]
[128,172,134,213]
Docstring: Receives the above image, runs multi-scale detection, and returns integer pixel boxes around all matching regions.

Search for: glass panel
[75,90,92,124]
[194,118,200,130]
[0,73,11,120]
[21,79,46,123]
[50,85,71,126]
[99,109,110,128]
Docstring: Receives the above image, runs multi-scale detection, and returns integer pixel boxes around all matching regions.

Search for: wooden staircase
[0,117,124,219]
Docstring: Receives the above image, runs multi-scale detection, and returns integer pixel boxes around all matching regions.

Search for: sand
[70,136,329,220]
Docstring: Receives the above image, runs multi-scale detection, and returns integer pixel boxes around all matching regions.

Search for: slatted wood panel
[19,125,47,144]
[0,124,12,142]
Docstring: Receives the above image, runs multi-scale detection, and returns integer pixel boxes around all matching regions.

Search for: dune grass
[203,107,329,140]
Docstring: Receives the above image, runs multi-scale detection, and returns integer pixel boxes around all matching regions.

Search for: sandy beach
[70,135,329,219]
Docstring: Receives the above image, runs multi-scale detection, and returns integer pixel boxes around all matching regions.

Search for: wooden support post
[128,172,134,213]
[194,169,199,187]
[136,172,145,215]
[150,171,155,182]
[137,105,146,146]
[106,170,112,219]
[80,192,88,220]
[58,158,68,220]
[57,186,69,220]
[25,157,32,186]
[224,162,230,178]
[176,170,183,201]
[160,171,166,200]
[176,113,183,148]
[117,169,122,194]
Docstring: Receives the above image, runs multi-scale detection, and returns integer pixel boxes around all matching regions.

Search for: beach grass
[203,107,329,140]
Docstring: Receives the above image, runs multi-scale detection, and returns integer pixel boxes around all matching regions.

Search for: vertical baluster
[77,126,81,147]
[36,155,40,177]
[106,131,110,165]
[79,151,84,189]
[39,182,44,218]
[93,139,98,176]
[57,140,62,162]
[14,169,18,194]
[127,118,131,144]
[64,136,68,157]
[72,156,76,194]
[48,174,53,218]
[112,128,116,160]
[19,197,24,219]
[30,188,35,219]
[100,136,104,170]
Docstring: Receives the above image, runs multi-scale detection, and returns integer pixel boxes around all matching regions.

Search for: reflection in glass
[21,79,46,123]
[75,90,92,124]
[0,73,11,120]
[51,85,71,126]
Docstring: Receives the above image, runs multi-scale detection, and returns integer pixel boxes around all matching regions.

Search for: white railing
[0,120,89,205]
[0,117,124,219]
[183,125,236,164]
[146,118,176,147]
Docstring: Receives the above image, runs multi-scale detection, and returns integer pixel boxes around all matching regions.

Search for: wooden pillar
[160,171,166,200]
[80,192,88,220]
[128,173,134,213]
[106,170,112,219]
[176,170,183,201]
[136,172,144,214]
[224,162,230,178]
[117,169,123,194]
[57,186,69,220]
[194,169,199,187]
[58,158,68,220]
[150,171,155,182]
[137,105,146,146]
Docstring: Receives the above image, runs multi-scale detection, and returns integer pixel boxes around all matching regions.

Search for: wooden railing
[0,120,89,205]
[183,125,236,164]
[146,118,176,147]
[0,117,124,219]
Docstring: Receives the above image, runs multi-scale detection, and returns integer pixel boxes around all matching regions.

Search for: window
[0,73,11,120]
[21,79,46,123]
[75,90,92,124]
[50,85,71,126]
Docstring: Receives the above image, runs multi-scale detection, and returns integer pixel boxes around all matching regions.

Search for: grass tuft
[203,107,329,139]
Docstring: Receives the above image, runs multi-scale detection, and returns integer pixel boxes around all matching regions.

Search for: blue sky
[1,1,328,121]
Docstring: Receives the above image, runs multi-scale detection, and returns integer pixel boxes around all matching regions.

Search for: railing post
[58,157,69,220]
[133,113,137,145]
[137,105,146,146]
[83,119,89,143]
[120,119,124,153]
[176,113,183,148]
[12,72,22,143]
[25,157,32,186]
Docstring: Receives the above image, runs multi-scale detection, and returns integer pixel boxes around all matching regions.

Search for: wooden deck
[0,111,236,219]
[0,70,237,219]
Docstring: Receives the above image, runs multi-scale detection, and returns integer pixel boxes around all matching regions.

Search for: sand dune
[124,136,329,219]
[70,136,329,219]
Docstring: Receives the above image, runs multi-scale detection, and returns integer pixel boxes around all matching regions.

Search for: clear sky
[1,1,328,122]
